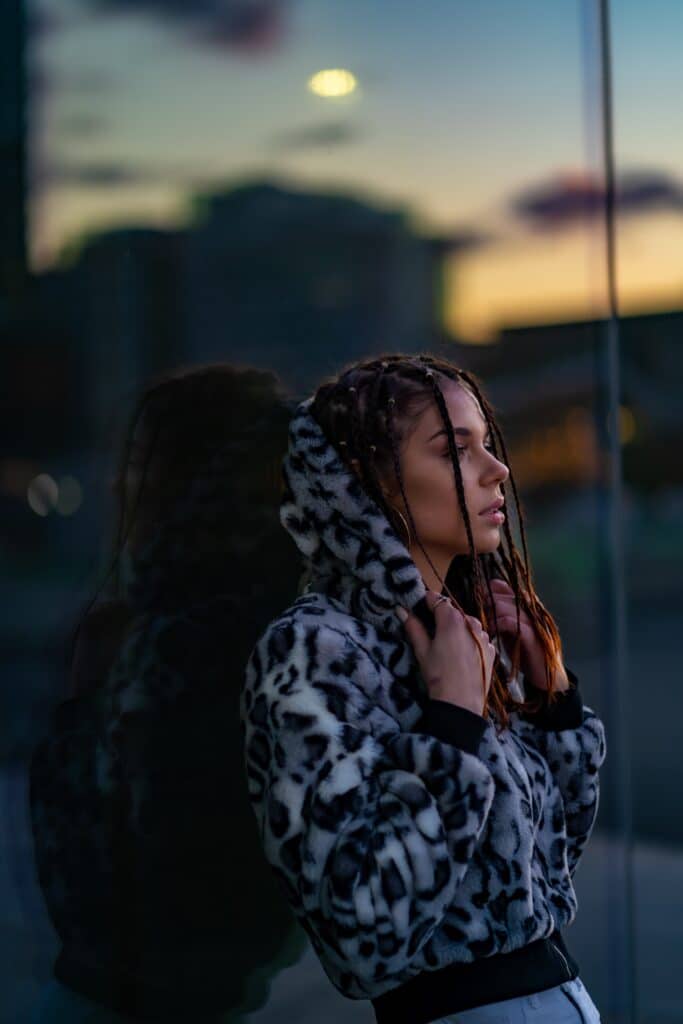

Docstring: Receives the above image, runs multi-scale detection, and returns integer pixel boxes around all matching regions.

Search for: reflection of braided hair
[311,351,565,732]
[115,367,290,559]
[67,362,293,683]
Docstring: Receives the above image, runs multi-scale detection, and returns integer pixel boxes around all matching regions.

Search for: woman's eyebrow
[427,426,491,442]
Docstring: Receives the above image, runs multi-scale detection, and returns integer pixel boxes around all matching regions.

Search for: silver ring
[433,595,450,609]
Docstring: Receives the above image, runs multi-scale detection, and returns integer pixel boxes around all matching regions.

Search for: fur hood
[278,394,428,639]
[278,394,524,702]
[240,394,607,1012]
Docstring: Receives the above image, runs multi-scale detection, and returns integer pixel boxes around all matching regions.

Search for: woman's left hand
[482,579,570,693]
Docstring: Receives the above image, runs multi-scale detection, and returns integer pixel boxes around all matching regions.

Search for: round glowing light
[56,476,83,516]
[27,474,59,517]
[307,68,357,98]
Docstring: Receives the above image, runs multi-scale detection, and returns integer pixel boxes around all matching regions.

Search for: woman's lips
[480,509,505,524]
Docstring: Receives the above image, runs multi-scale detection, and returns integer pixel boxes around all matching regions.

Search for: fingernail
[395,605,408,622]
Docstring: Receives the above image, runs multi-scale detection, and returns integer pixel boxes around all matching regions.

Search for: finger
[426,591,464,619]
[488,580,530,602]
[484,589,517,606]
[488,615,532,635]
[484,594,530,616]
[483,600,515,620]
[399,607,430,662]
[483,586,513,603]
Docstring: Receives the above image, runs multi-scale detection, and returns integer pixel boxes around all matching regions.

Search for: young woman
[29,363,307,1022]
[240,352,606,1023]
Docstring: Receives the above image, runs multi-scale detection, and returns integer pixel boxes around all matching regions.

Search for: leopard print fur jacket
[240,395,607,1001]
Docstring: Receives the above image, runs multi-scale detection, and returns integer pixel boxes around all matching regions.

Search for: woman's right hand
[397,590,497,717]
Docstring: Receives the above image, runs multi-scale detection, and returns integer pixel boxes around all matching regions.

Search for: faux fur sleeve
[508,669,607,879]
[239,619,497,990]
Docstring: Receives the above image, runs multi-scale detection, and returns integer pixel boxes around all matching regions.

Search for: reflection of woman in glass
[29,363,306,1022]
[241,353,606,1023]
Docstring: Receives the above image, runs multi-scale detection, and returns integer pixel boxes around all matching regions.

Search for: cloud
[189,0,289,52]
[42,157,226,188]
[82,0,292,53]
[617,169,683,213]
[510,168,683,230]
[269,121,363,151]
[44,160,160,187]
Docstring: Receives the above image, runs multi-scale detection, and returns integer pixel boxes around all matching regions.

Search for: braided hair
[310,351,566,731]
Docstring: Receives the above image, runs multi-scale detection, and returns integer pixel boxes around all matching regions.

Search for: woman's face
[381,381,510,559]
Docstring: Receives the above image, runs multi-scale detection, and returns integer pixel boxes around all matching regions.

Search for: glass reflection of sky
[31,0,683,340]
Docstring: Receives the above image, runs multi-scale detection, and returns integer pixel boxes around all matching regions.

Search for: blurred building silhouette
[64,227,186,443]
[7,178,451,449]
[181,181,447,393]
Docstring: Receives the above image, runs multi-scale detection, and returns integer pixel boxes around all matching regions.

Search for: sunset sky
[29,0,683,341]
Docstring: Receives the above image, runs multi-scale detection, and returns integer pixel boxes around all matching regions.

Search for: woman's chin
[473,527,503,552]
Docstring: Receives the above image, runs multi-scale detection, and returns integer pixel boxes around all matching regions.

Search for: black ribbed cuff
[520,666,584,731]
[416,700,490,755]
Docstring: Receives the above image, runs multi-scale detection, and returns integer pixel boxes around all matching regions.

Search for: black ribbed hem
[520,667,584,731]
[416,700,490,755]
[371,927,579,1024]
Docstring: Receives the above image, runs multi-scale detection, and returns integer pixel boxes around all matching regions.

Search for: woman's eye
[443,443,494,459]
